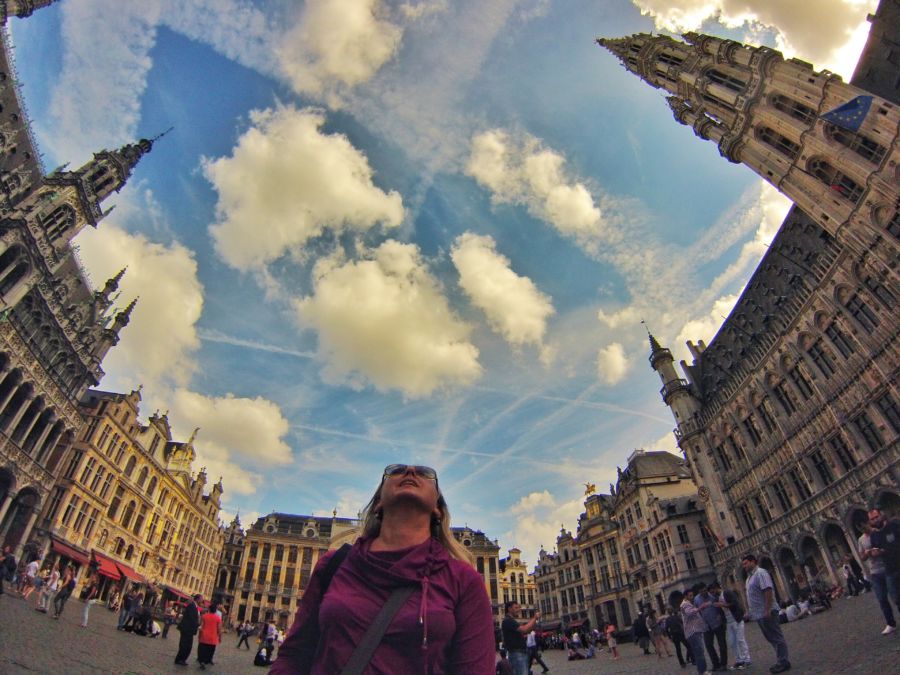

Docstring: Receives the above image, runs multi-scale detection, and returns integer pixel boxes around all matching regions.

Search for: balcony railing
[660,378,690,404]
[673,416,701,441]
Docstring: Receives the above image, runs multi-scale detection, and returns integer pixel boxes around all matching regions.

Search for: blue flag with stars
[820,95,873,132]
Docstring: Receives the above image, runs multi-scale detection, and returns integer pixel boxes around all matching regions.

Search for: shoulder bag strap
[340,585,416,675]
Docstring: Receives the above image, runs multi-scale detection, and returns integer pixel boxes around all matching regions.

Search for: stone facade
[233,512,360,629]
[602,0,900,600]
[534,451,715,633]
[214,514,245,623]
[452,526,501,625]
[498,547,537,619]
[39,389,224,599]
[0,4,152,558]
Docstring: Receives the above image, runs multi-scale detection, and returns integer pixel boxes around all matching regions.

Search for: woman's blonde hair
[360,475,474,566]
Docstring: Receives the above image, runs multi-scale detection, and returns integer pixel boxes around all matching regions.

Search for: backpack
[253,646,270,667]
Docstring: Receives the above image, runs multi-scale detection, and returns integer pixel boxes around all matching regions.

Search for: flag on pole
[820,95,873,132]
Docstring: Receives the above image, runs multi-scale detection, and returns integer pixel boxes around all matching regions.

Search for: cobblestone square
[2,588,899,673]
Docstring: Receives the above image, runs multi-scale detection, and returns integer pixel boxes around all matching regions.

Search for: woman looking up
[271,463,495,674]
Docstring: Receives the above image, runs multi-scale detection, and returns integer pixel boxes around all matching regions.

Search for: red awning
[51,539,89,566]
[115,562,144,583]
[92,551,122,580]
[166,586,190,601]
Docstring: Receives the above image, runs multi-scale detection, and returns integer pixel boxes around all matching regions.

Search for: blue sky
[10,0,874,563]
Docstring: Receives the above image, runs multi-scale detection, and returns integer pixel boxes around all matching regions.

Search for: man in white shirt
[526,630,550,674]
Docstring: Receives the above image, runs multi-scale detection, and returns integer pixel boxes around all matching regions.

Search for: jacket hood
[349,534,450,589]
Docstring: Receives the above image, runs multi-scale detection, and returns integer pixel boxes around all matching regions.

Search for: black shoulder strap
[320,543,351,595]
[340,585,416,675]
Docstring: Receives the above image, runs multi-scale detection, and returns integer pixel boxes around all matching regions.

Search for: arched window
[658,51,683,67]
[824,124,886,164]
[125,544,134,561]
[707,68,746,93]
[0,245,30,297]
[123,455,136,478]
[808,158,864,204]
[121,499,136,529]
[770,94,816,124]
[115,537,125,556]
[98,529,108,547]
[42,204,76,242]
[136,466,148,488]
[756,126,800,159]
[146,476,157,498]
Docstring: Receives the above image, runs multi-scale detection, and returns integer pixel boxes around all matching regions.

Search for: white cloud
[161,389,293,497]
[675,292,742,352]
[294,240,482,398]
[629,0,876,78]
[205,106,404,272]
[74,205,203,392]
[276,0,403,104]
[596,342,630,385]
[504,490,586,565]
[467,130,603,249]
[451,233,555,349]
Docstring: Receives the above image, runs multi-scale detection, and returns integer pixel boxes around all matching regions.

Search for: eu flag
[820,95,873,132]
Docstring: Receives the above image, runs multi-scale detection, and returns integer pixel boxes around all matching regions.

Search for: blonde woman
[272,464,494,674]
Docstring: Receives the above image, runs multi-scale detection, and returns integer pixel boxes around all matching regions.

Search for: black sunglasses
[383,464,438,481]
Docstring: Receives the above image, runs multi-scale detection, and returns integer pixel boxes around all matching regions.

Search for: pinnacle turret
[3,0,59,23]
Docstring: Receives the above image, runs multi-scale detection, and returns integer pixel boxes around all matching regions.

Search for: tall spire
[3,0,59,22]
[112,297,137,333]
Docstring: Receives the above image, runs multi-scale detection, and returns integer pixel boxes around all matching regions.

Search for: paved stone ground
[1,588,898,673]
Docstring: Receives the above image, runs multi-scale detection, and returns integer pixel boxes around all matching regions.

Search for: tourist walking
[116,586,133,630]
[174,593,202,666]
[648,610,672,658]
[197,600,223,669]
[677,587,709,675]
[80,570,100,627]
[236,621,252,649]
[37,562,59,612]
[502,600,541,675]
[21,556,40,601]
[52,566,76,619]
[665,605,692,668]
[632,610,651,654]
[864,508,900,635]
[842,558,861,596]
[695,581,727,670]
[605,622,619,660]
[270,463,495,673]
[712,579,751,669]
[742,554,791,673]
[526,629,550,673]
[162,603,177,638]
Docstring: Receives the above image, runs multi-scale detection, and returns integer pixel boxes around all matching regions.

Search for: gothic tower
[647,332,739,545]
[597,30,899,278]
[0,4,156,556]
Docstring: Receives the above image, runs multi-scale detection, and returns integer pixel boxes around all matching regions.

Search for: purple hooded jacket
[269,535,495,674]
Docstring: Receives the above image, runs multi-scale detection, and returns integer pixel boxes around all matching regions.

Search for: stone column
[18,403,46,447]
[29,413,57,459]
[5,390,35,436]
[0,489,15,528]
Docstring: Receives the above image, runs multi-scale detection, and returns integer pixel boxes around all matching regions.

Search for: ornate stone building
[0,3,153,557]
[39,388,224,599]
[498,547,537,619]
[534,451,715,633]
[214,513,245,621]
[233,512,360,628]
[610,450,716,615]
[452,526,502,625]
[601,0,900,598]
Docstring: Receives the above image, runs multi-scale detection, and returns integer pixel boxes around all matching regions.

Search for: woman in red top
[197,600,222,669]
